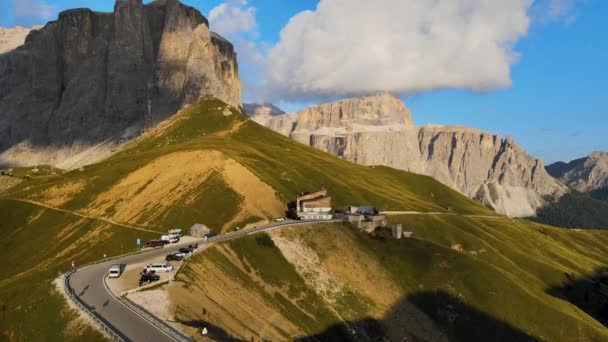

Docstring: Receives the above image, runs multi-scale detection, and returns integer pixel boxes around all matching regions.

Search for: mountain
[547,152,608,192]
[245,93,566,217]
[0,26,42,54]
[0,0,240,170]
[532,152,608,229]
[2,97,608,341]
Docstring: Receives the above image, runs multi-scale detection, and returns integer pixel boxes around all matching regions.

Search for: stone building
[345,205,387,233]
[296,189,333,220]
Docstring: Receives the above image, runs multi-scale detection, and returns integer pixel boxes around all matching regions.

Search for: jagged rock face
[547,152,608,192]
[0,0,240,169]
[0,26,42,53]
[257,93,566,217]
[293,92,413,133]
[244,103,298,136]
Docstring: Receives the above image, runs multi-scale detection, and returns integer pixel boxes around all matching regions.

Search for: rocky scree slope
[246,93,566,217]
[547,151,608,192]
[0,0,240,170]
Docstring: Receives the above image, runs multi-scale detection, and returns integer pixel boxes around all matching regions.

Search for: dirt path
[3,197,160,234]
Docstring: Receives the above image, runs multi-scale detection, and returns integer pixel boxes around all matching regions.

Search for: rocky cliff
[0,26,42,54]
[547,152,608,192]
[247,93,566,217]
[0,0,240,169]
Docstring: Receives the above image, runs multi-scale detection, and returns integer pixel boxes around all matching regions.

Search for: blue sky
[1,0,606,163]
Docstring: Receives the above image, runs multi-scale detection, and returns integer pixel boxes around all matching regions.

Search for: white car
[172,252,188,259]
[275,217,286,222]
[108,264,122,278]
[161,235,179,244]
[145,263,173,273]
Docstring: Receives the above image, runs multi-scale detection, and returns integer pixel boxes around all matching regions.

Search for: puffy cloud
[263,0,534,101]
[209,0,258,38]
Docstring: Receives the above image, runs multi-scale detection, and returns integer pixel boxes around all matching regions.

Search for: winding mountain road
[67,219,340,342]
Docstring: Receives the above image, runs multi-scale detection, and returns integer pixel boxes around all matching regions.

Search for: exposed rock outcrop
[0,26,42,54]
[0,0,240,169]
[547,152,608,192]
[248,93,566,217]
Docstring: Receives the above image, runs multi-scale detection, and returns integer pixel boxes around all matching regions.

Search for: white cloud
[263,0,535,101]
[209,0,258,38]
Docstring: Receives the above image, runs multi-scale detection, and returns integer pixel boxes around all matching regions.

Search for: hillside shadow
[298,290,537,342]
[545,267,608,328]
[179,319,241,341]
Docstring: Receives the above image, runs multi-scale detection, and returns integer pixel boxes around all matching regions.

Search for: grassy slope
[1,97,606,340]
[178,220,608,341]
[531,191,608,229]
[0,199,157,341]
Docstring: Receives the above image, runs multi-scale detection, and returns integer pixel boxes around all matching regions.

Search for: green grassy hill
[175,219,608,341]
[1,97,607,340]
[531,191,608,229]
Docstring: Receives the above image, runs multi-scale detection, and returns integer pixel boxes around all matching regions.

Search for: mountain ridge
[0,0,240,170]
[245,93,566,217]
[547,151,608,192]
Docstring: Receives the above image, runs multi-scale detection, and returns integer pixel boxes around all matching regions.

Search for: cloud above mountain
[262,0,536,101]
[209,0,258,38]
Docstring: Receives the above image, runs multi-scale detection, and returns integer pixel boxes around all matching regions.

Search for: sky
[1,0,606,163]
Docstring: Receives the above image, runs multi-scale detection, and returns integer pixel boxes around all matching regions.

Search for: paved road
[68,219,339,342]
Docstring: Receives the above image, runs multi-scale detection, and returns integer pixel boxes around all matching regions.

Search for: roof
[352,205,376,215]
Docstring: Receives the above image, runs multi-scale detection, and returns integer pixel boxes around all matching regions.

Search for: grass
[186,221,608,341]
[1,97,606,339]
[0,199,158,341]
[150,171,242,234]
[180,233,345,336]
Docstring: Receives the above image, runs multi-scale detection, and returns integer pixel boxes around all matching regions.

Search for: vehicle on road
[161,235,179,244]
[145,240,164,248]
[172,251,188,259]
[275,217,286,222]
[139,273,160,286]
[108,264,123,278]
[168,228,183,237]
[144,263,173,273]
[166,253,184,261]
[179,247,193,254]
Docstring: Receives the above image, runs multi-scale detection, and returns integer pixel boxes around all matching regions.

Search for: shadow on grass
[298,290,537,342]
[179,319,241,341]
[546,267,608,328]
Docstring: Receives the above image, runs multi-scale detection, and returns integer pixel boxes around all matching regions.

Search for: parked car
[144,263,173,273]
[161,235,179,244]
[179,247,193,254]
[172,251,188,259]
[275,217,286,222]
[108,264,123,278]
[139,273,160,286]
[145,240,164,248]
[168,228,183,237]
[166,253,184,261]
